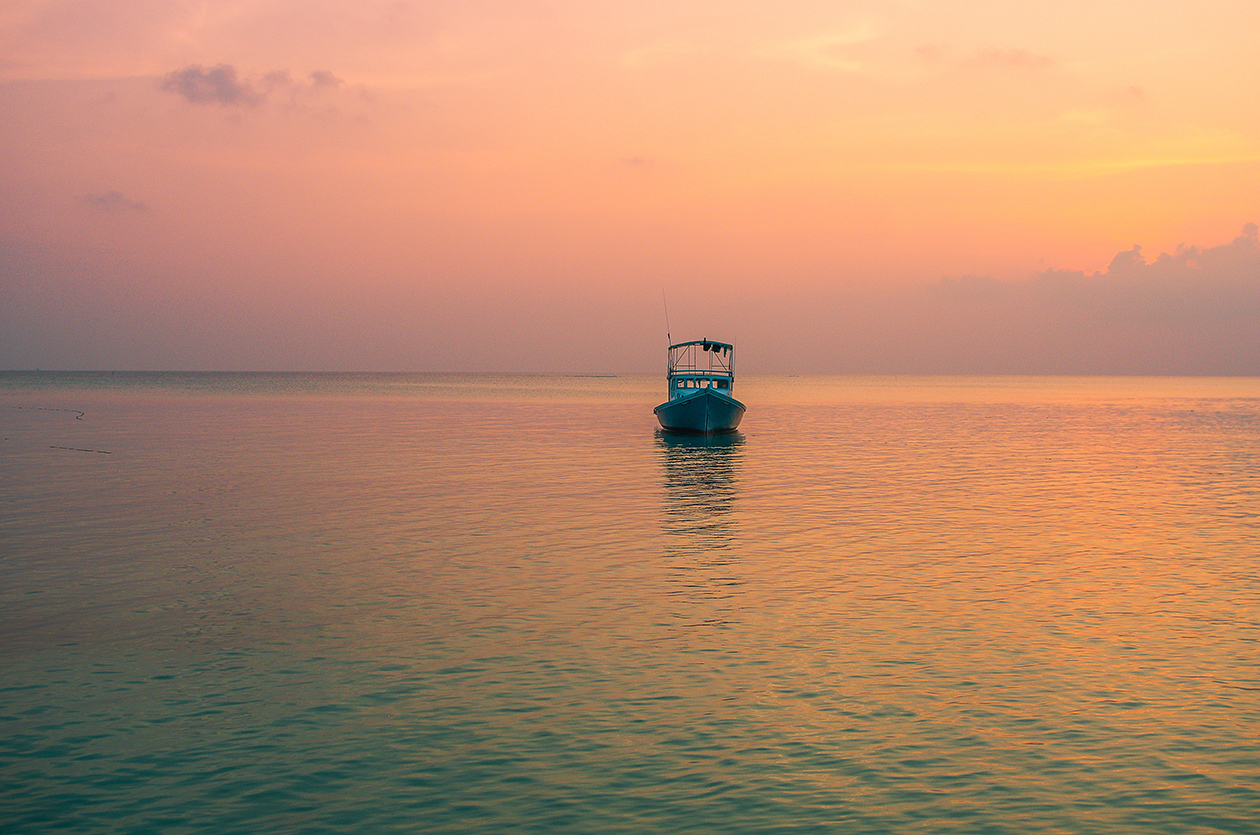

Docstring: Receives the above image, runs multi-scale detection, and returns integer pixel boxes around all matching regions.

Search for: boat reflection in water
[656,430,745,628]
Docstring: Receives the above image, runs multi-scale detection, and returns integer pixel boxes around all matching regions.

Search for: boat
[653,339,746,433]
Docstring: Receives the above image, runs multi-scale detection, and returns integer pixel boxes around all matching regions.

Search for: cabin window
[717,380,728,389]
[676,380,685,388]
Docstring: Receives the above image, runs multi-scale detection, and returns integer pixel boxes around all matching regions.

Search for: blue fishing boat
[653,339,746,433]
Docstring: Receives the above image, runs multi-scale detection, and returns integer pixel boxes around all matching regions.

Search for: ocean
[2,372,1258,833]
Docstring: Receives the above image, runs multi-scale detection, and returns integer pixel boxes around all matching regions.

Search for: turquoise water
[2,373,1259,832]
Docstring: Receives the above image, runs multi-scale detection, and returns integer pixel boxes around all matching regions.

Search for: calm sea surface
[2,372,1259,833]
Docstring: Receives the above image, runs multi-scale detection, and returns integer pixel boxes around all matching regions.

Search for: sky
[2,0,1258,373]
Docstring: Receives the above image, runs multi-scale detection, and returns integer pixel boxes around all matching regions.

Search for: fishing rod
[661,289,672,346]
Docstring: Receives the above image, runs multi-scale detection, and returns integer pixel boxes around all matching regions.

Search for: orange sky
[2,0,1259,371]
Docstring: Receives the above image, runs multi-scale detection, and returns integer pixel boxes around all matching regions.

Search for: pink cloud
[159,64,345,108]
[160,64,263,107]
[83,190,148,212]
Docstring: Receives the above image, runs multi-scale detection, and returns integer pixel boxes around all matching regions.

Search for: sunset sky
[2,0,1258,372]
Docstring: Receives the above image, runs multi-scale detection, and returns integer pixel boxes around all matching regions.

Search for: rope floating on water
[10,406,85,420]
[6,407,105,451]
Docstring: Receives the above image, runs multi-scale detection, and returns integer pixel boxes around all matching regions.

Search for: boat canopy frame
[666,339,735,380]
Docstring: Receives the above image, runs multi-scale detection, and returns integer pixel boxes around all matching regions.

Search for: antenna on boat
[661,289,672,346]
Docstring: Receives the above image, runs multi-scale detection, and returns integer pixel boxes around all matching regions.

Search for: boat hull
[654,388,746,434]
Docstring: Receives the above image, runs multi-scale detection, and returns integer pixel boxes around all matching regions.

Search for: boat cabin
[665,339,735,401]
